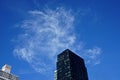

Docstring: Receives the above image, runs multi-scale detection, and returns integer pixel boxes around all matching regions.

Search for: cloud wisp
[83,47,101,65]
[13,7,101,74]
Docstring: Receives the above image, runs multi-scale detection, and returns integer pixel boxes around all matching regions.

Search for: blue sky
[0,0,120,80]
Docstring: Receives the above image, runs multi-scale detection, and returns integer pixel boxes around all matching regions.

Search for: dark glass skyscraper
[56,49,88,80]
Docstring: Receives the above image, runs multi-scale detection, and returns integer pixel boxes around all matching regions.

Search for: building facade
[54,70,57,80]
[56,49,88,80]
[0,64,18,80]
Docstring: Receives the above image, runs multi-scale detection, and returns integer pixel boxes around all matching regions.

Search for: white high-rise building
[0,64,18,80]
[2,64,11,73]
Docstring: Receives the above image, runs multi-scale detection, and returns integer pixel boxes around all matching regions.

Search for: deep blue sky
[0,0,120,80]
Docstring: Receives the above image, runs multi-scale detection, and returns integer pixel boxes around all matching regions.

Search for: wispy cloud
[83,47,101,65]
[13,7,101,74]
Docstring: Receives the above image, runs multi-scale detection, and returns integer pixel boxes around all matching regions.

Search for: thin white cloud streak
[13,7,101,74]
[83,47,101,65]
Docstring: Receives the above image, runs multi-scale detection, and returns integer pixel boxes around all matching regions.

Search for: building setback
[0,64,18,80]
[56,49,88,80]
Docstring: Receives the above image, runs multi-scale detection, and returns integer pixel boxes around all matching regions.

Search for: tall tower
[56,49,88,80]
[0,64,18,80]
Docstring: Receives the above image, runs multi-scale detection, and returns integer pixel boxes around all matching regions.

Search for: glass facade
[56,49,88,80]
